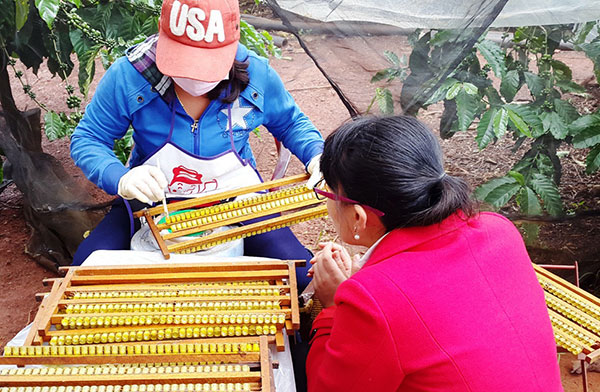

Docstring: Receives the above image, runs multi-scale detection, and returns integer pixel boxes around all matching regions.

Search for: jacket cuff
[102,162,129,195]
[304,141,324,169]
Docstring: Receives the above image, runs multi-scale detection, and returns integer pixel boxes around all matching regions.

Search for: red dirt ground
[2,29,600,390]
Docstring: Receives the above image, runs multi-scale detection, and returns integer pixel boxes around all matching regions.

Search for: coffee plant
[2,0,279,164]
[372,23,600,217]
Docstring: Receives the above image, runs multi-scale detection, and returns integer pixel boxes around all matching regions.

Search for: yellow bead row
[164,185,309,226]
[1,364,251,377]
[5,341,260,357]
[539,278,600,319]
[68,287,276,300]
[58,313,286,329]
[168,192,315,232]
[549,314,597,347]
[545,294,600,333]
[63,301,281,315]
[0,383,251,392]
[554,333,583,355]
[175,210,328,254]
[48,324,278,346]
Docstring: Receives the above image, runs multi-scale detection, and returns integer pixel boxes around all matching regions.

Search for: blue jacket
[70,44,324,195]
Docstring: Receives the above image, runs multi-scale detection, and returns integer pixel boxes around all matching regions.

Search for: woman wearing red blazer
[307,116,563,391]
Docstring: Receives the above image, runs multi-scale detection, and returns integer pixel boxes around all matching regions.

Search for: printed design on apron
[168,165,219,196]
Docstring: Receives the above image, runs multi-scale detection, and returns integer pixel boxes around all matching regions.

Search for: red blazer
[307,212,563,392]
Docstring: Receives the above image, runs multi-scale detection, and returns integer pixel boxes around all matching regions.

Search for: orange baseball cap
[156,0,241,82]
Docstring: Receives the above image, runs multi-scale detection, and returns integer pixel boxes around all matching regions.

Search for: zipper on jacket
[192,120,199,155]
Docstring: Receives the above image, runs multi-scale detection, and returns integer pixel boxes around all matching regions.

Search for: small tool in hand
[156,158,169,219]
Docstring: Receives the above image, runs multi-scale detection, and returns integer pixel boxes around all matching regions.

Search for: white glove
[306,153,322,190]
[117,165,168,204]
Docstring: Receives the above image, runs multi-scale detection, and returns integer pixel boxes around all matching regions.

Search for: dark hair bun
[320,115,473,230]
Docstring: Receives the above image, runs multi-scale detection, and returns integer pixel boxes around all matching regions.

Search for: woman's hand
[308,242,353,308]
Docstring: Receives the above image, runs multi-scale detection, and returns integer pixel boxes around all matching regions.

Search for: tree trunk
[0,62,105,271]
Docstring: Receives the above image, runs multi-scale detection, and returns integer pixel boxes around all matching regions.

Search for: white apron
[142,104,263,198]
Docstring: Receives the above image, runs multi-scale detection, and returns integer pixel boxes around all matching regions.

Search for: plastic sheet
[274,0,600,28]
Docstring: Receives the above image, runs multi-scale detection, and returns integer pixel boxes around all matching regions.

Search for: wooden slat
[0,372,262,386]
[58,295,291,307]
[64,283,291,293]
[69,270,290,285]
[144,210,171,259]
[275,332,284,353]
[288,262,300,331]
[71,261,301,276]
[259,336,273,392]
[34,274,72,338]
[133,173,309,218]
[0,352,260,366]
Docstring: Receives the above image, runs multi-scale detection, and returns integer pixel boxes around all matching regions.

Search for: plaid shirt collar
[126,34,175,102]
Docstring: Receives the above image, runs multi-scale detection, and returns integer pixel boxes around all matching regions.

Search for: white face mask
[172,77,221,96]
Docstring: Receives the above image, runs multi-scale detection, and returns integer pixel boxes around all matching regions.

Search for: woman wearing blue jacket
[69,0,324,290]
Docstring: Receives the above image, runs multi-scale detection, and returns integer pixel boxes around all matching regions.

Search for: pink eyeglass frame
[313,182,385,217]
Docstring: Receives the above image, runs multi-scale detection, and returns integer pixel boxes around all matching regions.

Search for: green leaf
[44,111,69,140]
[535,154,555,178]
[579,37,600,62]
[383,50,401,66]
[493,107,508,138]
[573,126,600,148]
[78,45,101,96]
[586,145,600,174]
[555,80,586,94]
[507,108,532,137]
[500,69,520,102]
[540,111,567,140]
[550,60,573,81]
[568,114,600,135]
[516,186,542,215]
[505,104,543,137]
[455,90,478,131]
[523,72,544,98]
[67,0,81,7]
[477,40,506,79]
[480,179,521,208]
[476,108,497,149]
[424,78,458,105]
[429,30,460,47]
[474,176,518,203]
[553,99,579,124]
[375,87,394,115]
[462,82,478,95]
[508,170,525,186]
[15,0,29,31]
[35,0,60,28]
[445,82,462,100]
[530,173,563,216]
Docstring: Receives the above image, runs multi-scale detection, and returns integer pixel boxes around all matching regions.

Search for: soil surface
[2,13,600,390]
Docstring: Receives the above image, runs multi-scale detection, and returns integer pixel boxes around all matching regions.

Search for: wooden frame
[0,336,274,392]
[22,262,302,352]
[132,174,327,259]
[535,264,600,363]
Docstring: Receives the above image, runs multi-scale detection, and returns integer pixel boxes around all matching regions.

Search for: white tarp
[275,0,600,28]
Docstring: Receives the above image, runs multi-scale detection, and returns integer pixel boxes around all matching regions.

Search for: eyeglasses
[313,179,385,217]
